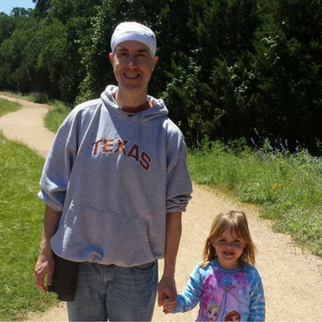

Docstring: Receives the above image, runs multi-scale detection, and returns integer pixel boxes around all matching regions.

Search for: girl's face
[211,228,246,270]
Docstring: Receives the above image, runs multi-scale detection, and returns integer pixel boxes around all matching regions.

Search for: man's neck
[115,89,148,110]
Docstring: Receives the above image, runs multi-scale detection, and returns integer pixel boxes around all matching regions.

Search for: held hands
[162,297,176,314]
[157,275,177,314]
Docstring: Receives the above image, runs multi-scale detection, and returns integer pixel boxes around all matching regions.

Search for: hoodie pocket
[52,202,155,267]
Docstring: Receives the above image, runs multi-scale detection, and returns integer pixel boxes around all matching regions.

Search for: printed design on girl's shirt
[206,302,220,321]
[91,137,152,171]
[224,310,241,321]
[198,267,250,321]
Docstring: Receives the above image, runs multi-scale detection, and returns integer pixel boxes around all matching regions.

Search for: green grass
[188,141,322,257]
[0,98,21,116]
[44,102,71,132]
[0,94,66,321]
[0,133,57,321]
[0,96,68,320]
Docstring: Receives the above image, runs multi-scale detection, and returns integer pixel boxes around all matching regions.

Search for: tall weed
[44,103,71,132]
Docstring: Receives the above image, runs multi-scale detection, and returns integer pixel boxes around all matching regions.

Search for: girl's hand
[162,297,176,314]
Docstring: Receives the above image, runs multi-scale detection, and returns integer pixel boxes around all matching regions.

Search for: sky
[0,0,35,15]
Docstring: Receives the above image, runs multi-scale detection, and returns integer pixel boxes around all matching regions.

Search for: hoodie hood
[101,85,169,122]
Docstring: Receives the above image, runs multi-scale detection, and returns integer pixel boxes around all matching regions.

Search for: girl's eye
[215,238,245,248]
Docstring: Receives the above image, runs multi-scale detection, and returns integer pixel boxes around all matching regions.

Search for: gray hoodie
[38,85,192,267]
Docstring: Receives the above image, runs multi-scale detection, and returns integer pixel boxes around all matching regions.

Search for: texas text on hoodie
[38,85,193,267]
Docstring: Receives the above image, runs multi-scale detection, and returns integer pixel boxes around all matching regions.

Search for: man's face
[109,41,158,95]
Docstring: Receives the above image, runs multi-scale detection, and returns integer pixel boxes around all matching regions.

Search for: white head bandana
[111,21,157,57]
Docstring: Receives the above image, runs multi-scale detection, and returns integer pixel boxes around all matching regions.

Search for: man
[35,21,192,321]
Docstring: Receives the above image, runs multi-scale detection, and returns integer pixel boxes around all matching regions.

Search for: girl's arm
[249,270,266,321]
[173,264,204,313]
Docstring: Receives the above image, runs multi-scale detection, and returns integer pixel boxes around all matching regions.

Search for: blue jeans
[67,261,158,321]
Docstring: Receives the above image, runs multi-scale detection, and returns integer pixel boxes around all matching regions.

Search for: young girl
[162,210,266,321]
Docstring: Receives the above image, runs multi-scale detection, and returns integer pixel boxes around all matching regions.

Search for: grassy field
[0,98,21,117]
[0,99,57,321]
[0,133,57,320]
[0,96,69,321]
[44,102,70,132]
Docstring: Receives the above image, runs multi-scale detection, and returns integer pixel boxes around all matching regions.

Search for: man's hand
[35,253,55,292]
[157,275,177,310]
[157,212,182,311]
[35,205,61,292]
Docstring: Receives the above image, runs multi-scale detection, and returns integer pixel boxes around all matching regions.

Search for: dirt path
[1,95,322,321]
[0,95,54,158]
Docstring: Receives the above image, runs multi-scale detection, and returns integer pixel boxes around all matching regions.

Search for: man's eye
[136,54,148,60]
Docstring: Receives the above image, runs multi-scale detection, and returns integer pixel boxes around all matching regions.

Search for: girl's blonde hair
[201,210,256,267]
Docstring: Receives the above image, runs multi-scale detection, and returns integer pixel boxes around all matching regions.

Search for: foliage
[249,0,322,154]
[1,0,322,152]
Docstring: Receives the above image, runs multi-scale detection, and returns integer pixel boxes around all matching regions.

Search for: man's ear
[109,52,114,62]
[152,56,159,70]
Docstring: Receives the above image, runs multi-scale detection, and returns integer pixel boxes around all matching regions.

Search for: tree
[0,16,38,92]
[179,0,260,146]
[0,14,15,44]
[252,0,322,153]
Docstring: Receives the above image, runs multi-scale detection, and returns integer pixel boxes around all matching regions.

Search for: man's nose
[126,56,137,66]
